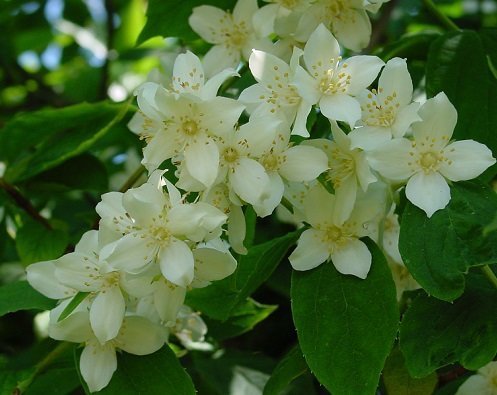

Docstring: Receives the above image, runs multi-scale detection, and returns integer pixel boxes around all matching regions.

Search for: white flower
[288,184,376,278]
[294,0,374,51]
[254,129,329,217]
[239,48,312,137]
[456,361,497,395]
[97,174,229,287]
[49,304,166,393]
[368,92,496,217]
[189,0,273,77]
[348,57,421,150]
[292,24,384,127]
[306,123,376,224]
[213,116,281,206]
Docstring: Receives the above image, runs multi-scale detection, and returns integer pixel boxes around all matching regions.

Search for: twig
[119,165,146,193]
[99,0,116,99]
[422,0,460,31]
[0,178,52,230]
[481,265,497,290]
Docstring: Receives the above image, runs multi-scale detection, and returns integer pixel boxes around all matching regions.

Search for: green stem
[481,265,497,290]
[15,342,72,393]
[0,178,52,230]
[422,0,460,31]
[119,165,146,193]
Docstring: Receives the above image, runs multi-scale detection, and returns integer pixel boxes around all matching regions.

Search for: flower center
[148,224,171,246]
[181,119,199,136]
[323,0,349,20]
[319,66,350,95]
[223,147,240,164]
[322,225,350,251]
[103,271,120,289]
[327,145,355,188]
[419,151,441,172]
[261,152,281,172]
[363,90,399,127]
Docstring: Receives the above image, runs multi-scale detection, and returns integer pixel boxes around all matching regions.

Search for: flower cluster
[25,0,496,391]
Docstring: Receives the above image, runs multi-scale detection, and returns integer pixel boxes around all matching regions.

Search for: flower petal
[332,8,371,51]
[319,94,361,127]
[367,138,414,181]
[172,50,205,95]
[378,58,412,107]
[117,316,166,355]
[289,229,330,271]
[279,145,328,181]
[154,280,186,323]
[90,285,125,344]
[303,24,340,76]
[331,238,371,279]
[99,233,154,272]
[231,158,270,205]
[159,238,195,287]
[26,260,76,299]
[406,171,450,217]
[439,140,496,181]
[189,5,227,44]
[413,92,457,143]
[184,138,219,188]
[193,247,237,285]
[80,341,117,393]
[343,55,384,95]
[55,253,101,292]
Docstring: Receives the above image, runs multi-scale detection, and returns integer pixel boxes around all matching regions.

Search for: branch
[0,178,52,230]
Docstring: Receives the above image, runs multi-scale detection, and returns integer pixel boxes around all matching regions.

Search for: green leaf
[137,0,234,44]
[426,30,497,179]
[382,347,437,395]
[376,31,441,61]
[186,230,300,321]
[0,101,130,183]
[192,349,274,395]
[58,292,90,322]
[263,345,309,395]
[26,154,108,192]
[400,273,497,377]
[291,239,399,395]
[93,345,196,394]
[399,181,497,301]
[16,220,68,265]
[0,281,55,317]
[204,298,276,340]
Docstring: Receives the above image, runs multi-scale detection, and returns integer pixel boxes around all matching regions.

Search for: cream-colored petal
[289,229,330,271]
[367,138,414,181]
[303,24,340,76]
[26,260,76,299]
[378,58,413,107]
[55,253,101,292]
[231,158,270,205]
[172,50,205,95]
[343,55,384,95]
[193,247,237,284]
[331,238,371,279]
[405,171,450,217]
[320,94,361,127]
[279,145,328,181]
[80,341,117,393]
[439,140,496,181]
[154,280,186,323]
[412,92,457,143]
[117,316,166,355]
[228,204,247,255]
[184,138,219,189]
[90,285,125,344]
[159,238,194,287]
[189,6,228,44]
[332,8,371,51]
